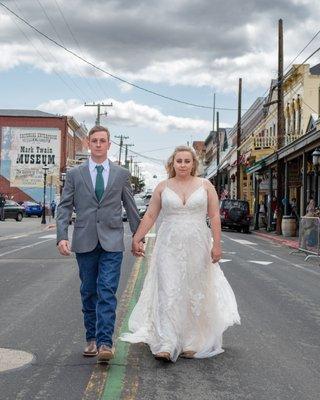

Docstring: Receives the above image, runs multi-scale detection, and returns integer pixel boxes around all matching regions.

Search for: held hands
[132,239,145,257]
[211,243,222,264]
[58,240,72,256]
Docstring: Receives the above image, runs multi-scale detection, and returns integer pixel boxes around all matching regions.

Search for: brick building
[0,110,88,203]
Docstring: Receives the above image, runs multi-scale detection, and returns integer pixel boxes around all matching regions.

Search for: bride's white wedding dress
[121,181,240,362]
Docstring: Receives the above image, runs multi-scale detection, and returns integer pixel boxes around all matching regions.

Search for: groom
[56,125,141,363]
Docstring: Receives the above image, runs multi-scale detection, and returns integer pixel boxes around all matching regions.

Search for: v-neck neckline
[165,185,203,206]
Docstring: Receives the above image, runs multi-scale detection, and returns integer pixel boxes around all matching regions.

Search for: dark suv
[4,200,25,221]
[220,199,251,233]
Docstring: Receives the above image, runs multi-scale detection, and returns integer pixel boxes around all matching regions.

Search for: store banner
[1,127,60,187]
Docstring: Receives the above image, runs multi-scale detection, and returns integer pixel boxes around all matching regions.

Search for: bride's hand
[132,239,145,257]
[211,244,222,263]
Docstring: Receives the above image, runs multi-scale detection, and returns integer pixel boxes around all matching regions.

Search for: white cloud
[1,0,320,93]
[118,82,133,93]
[140,162,167,189]
[37,98,212,133]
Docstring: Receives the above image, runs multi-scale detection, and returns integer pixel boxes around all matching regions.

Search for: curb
[252,231,299,249]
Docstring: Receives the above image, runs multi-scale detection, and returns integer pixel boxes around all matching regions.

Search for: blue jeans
[76,243,123,348]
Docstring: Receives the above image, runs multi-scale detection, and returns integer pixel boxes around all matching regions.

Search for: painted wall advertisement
[1,127,60,201]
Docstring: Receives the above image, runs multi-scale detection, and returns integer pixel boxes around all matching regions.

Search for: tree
[131,176,145,193]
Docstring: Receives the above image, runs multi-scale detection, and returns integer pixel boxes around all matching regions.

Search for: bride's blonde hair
[166,146,199,178]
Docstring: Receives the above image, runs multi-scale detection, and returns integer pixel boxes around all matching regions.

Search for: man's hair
[88,125,110,141]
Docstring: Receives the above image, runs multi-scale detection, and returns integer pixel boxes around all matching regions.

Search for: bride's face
[173,151,193,177]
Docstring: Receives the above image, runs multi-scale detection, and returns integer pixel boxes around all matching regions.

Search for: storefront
[246,121,320,231]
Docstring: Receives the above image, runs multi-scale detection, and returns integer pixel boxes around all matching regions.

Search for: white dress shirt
[89,157,110,191]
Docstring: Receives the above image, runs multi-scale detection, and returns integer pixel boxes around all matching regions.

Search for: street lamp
[41,165,49,224]
[60,172,66,194]
[254,173,262,230]
[312,148,320,206]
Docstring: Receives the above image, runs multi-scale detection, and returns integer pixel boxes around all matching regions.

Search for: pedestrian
[121,146,240,362]
[306,198,316,214]
[0,193,5,221]
[259,200,266,227]
[282,197,292,215]
[50,200,56,219]
[290,197,298,222]
[56,125,142,363]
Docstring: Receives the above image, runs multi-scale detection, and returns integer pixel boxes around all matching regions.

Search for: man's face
[88,131,111,160]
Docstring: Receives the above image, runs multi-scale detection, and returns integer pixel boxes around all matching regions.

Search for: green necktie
[95,165,104,201]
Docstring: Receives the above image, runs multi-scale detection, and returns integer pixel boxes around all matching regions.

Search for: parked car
[122,197,147,221]
[122,206,127,221]
[135,197,147,217]
[220,199,251,233]
[4,200,25,221]
[22,201,43,217]
[69,208,76,224]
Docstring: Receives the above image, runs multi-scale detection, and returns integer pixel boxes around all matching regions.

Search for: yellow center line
[82,242,146,400]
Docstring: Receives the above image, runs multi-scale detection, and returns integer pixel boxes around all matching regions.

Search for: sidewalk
[0,218,55,240]
[252,229,299,249]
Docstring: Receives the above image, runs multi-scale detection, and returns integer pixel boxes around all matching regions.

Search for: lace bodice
[161,185,207,221]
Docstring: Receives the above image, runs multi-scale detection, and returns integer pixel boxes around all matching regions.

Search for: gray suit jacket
[56,160,140,253]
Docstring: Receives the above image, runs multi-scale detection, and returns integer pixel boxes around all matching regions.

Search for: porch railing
[253,136,276,149]
[284,133,302,146]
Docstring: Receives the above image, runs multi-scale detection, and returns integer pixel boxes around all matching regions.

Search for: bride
[121,146,240,362]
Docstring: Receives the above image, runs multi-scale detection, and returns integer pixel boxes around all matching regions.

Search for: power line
[2,2,320,117]
[11,0,86,101]
[0,1,250,112]
[52,0,108,100]
[111,140,165,164]
[284,29,320,73]
[34,0,98,102]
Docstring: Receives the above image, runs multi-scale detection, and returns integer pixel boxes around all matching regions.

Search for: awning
[245,159,266,174]
[204,163,218,179]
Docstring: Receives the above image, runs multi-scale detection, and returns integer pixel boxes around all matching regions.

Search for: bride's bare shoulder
[202,178,216,191]
[154,180,168,193]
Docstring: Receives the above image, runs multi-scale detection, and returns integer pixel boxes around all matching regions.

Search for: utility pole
[236,78,242,200]
[115,134,129,165]
[129,155,134,174]
[212,92,216,133]
[216,111,220,195]
[84,102,113,125]
[276,18,285,234]
[124,143,134,169]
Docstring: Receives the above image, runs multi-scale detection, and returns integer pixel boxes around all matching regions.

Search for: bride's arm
[205,180,222,262]
[132,182,164,245]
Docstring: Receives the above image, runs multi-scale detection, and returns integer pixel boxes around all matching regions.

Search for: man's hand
[211,243,222,264]
[58,240,71,256]
[132,240,145,257]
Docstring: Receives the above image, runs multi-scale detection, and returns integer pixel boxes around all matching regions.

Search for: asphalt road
[0,221,136,400]
[121,230,320,400]
[0,222,320,400]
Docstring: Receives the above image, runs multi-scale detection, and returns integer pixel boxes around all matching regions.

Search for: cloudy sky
[1,0,320,186]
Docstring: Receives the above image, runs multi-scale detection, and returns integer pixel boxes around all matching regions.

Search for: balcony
[284,132,302,146]
[253,136,276,149]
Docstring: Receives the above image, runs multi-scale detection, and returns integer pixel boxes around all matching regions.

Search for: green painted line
[102,241,150,400]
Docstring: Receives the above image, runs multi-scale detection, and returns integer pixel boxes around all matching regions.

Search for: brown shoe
[180,350,196,359]
[83,340,98,357]
[97,345,114,363]
[154,352,171,362]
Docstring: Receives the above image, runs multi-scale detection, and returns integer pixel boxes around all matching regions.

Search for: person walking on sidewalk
[50,200,57,219]
[122,146,240,362]
[0,193,5,221]
[56,125,142,363]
